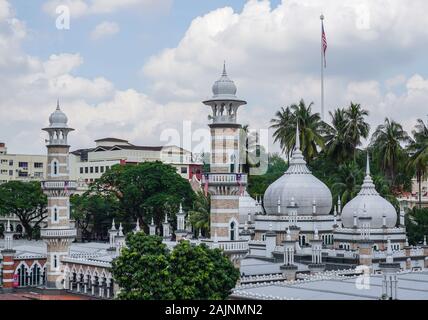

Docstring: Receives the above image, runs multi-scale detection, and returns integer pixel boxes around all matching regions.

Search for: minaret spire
[366,151,371,176]
[295,122,301,151]
[56,98,60,110]
[222,60,227,76]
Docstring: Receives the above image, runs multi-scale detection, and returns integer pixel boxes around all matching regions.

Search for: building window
[18,162,28,168]
[85,167,89,174]
[53,161,58,175]
[261,234,266,241]
[1,159,7,164]
[100,166,104,173]
[34,162,43,168]
[1,170,7,174]
[230,221,236,241]
[181,167,187,174]
[95,166,99,173]
[54,255,58,269]
[9,170,13,176]
[80,167,83,174]
[53,207,58,222]
[9,160,13,166]
[90,167,94,174]
[18,171,28,177]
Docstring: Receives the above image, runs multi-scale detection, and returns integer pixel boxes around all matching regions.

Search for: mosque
[0,66,427,300]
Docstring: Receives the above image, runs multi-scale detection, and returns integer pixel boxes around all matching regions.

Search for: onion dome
[263,123,333,215]
[48,100,69,128]
[341,153,397,228]
[211,62,238,99]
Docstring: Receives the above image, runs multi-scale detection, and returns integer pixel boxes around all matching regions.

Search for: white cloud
[90,21,119,40]
[1,0,428,156]
[42,0,172,18]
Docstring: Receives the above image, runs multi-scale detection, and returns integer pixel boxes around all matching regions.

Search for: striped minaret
[202,64,247,240]
[1,220,16,291]
[41,101,77,289]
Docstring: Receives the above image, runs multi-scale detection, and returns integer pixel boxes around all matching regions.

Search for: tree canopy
[111,232,240,300]
[88,161,196,234]
[0,181,47,239]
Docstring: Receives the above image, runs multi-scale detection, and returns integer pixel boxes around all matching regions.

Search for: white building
[69,138,203,191]
[0,143,46,184]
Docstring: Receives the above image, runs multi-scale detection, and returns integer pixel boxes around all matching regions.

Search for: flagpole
[320,14,325,121]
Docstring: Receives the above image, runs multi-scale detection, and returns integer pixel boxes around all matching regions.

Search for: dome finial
[222,60,227,76]
[366,151,370,176]
[57,98,60,110]
[295,121,301,151]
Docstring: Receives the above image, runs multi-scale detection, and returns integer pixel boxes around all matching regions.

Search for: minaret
[41,101,77,289]
[308,228,325,273]
[108,219,117,251]
[162,214,170,240]
[175,203,187,241]
[202,63,247,241]
[134,218,141,234]
[379,238,400,300]
[280,228,298,280]
[149,217,156,236]
[1,220,16,292]
[115,223,126,254]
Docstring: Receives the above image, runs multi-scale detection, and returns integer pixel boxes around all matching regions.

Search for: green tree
[169,241,240,300]
[112,232,173,300]
[407,119,428,208]
[271,99,325,162]
[344,102,370,162]
[324,108,354,164]
[188,191,210,237]
[90,161,195,232]
[370,118,411,185]
[112,232,240,300]
[0,181,47,240]
[405,207,428,245]
[71,193,119,241]
[331,162,363,206]
[247,153,288,198]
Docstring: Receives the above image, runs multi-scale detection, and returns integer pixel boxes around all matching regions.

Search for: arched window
[51,160,58,176]
[54,207,58,222]
[299,234,306,246]
[30,264,41,286]
[18,264,28,287]
[54,255,58,269]
[230,221,235,241]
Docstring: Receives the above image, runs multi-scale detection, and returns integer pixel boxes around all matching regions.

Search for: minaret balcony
[41,180,78,190]
[202,173,247,186]
[212,115,237,124]
[41,228,77,238]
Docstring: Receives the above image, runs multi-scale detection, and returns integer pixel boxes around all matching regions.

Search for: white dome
[211,63,238,98]
[239,191,258,225]
[49,102,68,127]
[263,125,332,215]
[341,155,397,228]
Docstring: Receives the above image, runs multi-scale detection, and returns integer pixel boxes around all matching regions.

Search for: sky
[1,0,428,155]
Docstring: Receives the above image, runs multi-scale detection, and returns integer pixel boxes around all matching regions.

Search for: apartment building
[69,138,203,190]
[0,143,47,184]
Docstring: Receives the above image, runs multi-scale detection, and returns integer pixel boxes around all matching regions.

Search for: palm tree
[271,99,325,162]
[408,119,428,208]
[188,191,210,237]
[324,108,354,164]
[331,162,363,206]
[344,102,370,162]
[370,118,411,184]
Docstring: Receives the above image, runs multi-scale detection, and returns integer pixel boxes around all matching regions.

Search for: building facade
[0,143,46,184]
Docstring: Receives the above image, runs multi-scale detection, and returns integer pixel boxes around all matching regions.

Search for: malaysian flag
[322,20,327,68]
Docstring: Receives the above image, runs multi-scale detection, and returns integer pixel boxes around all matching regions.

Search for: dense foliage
[248,100,427,244]
[0,181,47,239]
[111,232,240,300]
[405,207,428,245]
[83,161,195,237]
